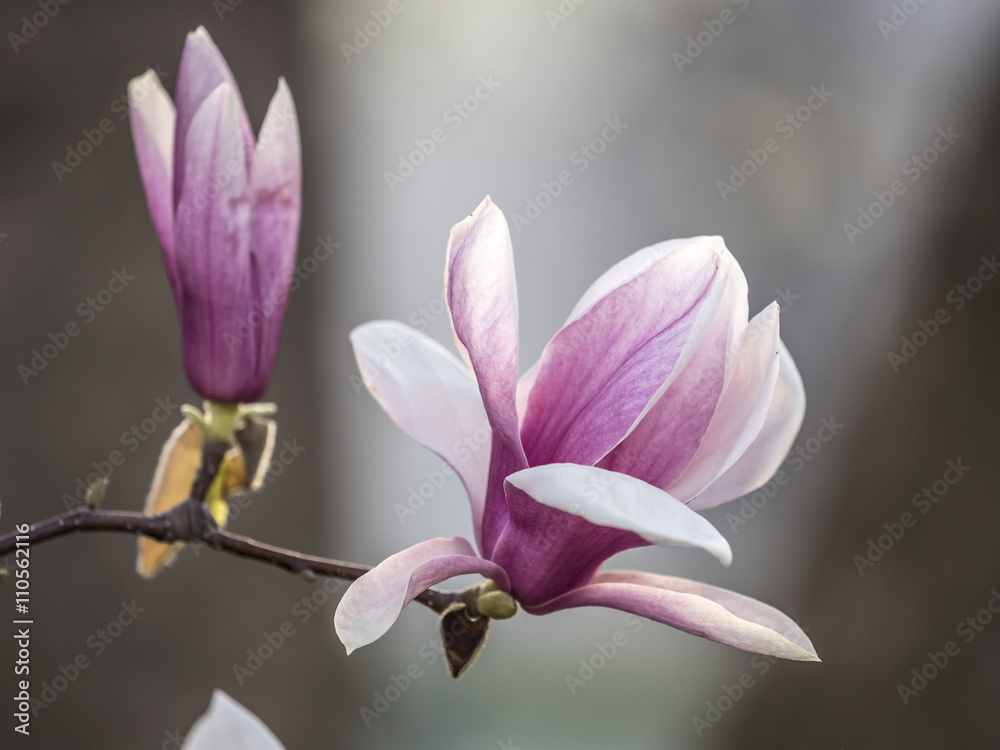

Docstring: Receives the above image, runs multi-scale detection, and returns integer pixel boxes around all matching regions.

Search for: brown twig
[0,442,460,614]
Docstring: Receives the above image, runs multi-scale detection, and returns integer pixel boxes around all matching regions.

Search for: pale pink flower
[337,197,815,662]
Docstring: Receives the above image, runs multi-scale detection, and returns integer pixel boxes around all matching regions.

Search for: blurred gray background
[1,0,999,747]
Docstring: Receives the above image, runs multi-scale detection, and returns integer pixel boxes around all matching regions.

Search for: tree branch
[0,439,461,614]
[0,503,458,613]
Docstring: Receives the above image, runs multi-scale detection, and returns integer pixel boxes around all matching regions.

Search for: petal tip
[718,546,733,567]
[128,69,160,94]
[789,647,821,662]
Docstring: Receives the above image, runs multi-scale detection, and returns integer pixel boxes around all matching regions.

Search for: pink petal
[128,70,177,287]
[519,240,728,468]
[334,537,510,654]
[493,464,731,606]
[173,26,254,208]
[350,322,492,543]
[174,83,256,402]
[490,483,645,607]
[668,302,782,508]
[527,570,818,661]
[689,339,806,508]
[249,78,301,386]
[445,197,527,556]
[597,254,741,488]
[563,237,738,325]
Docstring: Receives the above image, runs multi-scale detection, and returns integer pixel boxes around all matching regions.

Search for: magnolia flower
[128,27,293,577]
[129,26,301,403]
[336,197,817,663]
[183,690,285,750]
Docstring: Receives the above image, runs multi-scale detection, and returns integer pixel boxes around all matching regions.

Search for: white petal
[334,537,509,654]
[183,690,285,750]
[690,339,806,508]
[505,464,732,566]
[351,322,491,541]
[669,302,781,507]
[128,70,176,262]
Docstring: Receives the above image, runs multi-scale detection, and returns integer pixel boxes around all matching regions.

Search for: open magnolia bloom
[336,197,816,664]
[183,690,285,750]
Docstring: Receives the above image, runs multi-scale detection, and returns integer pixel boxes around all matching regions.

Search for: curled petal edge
[689,338,807,509]
[334,537,510,655]
[525,570,818,662]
